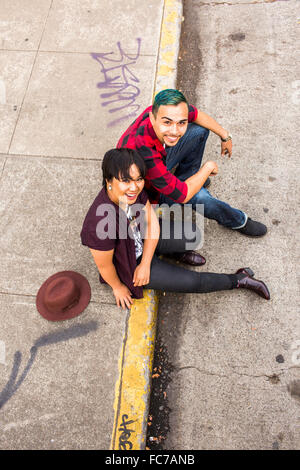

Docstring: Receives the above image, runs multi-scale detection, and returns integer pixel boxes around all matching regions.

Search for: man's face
[150,102,189,147]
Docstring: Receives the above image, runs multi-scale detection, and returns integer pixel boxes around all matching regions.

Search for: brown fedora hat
[36,271,91,322]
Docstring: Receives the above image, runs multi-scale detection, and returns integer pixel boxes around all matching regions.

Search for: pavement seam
[0,50,158,56]
[110,0,183,451]
[0,153,103,162]
[7,0,54,154]
[110,308,131,449]
[0,291,117,308]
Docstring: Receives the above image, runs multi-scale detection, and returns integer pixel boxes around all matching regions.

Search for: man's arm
[183,161,218,203]
[142,148,219,204]
[194,110,232,157]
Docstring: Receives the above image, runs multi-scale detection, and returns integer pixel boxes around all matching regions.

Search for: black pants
[142,219,236,294]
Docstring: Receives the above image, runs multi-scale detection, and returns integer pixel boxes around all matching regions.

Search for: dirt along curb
[110,0,184,451]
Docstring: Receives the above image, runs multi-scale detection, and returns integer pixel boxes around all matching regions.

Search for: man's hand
[205,160,219,175]
[133,262,151,287]
[221,139,232,158]
[113,284,133,310]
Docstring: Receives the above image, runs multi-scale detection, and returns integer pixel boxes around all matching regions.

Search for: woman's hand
[133,262,151,287]
[113,284,133,310]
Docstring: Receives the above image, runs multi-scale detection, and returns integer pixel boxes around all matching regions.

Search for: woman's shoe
[171,251,206,266]
[236,267,270,300]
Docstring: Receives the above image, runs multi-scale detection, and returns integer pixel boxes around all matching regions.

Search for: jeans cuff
[231,213,248,230]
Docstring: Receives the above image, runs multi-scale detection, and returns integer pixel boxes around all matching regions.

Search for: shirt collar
[146,116,166,155]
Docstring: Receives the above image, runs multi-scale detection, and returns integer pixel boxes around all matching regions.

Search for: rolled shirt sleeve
[139,144,188,203]
[117,104,199,204]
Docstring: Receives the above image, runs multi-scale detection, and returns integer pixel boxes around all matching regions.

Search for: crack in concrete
[175,365,288,381]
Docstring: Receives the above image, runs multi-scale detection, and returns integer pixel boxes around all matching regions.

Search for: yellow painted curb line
[111,0,183,451]
[155,0,183,93]
[110,290,159,450]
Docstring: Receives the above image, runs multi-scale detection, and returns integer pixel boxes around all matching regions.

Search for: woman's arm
[133,200,160,287]
[90,248,133,309]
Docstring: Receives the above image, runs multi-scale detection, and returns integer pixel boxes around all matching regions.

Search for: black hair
[102,148,147,187]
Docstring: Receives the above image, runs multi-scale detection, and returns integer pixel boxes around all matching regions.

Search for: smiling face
[149,102,189,147]
[107,163,145,206]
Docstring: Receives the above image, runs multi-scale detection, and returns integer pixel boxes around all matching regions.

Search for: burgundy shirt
[117,104,198,204]
[80,187,148,299]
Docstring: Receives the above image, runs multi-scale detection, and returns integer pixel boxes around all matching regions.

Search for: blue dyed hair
[152,89,188,117]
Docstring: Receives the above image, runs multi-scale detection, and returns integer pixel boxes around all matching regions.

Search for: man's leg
[157,218,206,266]
[162,123,266,234]
[165,123,209,178]
[160,188,247,229]
[156,218,201,254]
[188,187,247,229]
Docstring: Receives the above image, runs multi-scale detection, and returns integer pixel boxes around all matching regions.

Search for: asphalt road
[150,0,300,450]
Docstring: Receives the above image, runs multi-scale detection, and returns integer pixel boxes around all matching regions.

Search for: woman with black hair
[80,148,270,309]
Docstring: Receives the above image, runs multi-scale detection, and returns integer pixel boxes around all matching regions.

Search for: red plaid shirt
[117,105,198,204]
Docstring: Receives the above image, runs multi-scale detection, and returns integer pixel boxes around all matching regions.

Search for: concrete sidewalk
[0,0,182,450]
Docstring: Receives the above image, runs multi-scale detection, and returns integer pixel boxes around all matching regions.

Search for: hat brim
[36,271,91,322]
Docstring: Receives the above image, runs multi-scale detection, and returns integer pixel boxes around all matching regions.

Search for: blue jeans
[159,123,247,229]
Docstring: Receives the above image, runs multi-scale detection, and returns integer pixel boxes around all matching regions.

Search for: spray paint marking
[91,39,142,127]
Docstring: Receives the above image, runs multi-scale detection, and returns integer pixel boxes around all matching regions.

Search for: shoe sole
[203,178,211,189]
[243,267,255,277]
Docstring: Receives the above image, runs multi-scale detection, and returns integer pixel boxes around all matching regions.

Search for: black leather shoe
[237,218,267,237]
[171,250,206,266]
[236,267,270,300]
[203,177,211,189]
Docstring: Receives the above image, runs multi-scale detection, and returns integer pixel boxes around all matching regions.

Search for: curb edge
[110,0,183,450]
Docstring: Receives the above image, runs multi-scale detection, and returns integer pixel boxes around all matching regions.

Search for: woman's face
[107,164,145,206]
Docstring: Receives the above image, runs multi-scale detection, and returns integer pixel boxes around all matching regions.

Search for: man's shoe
[203,177,211,189]
[237,218,267,237]
[236,267,270,300]
[171,250,206,266]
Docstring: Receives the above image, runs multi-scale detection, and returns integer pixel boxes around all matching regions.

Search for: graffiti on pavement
[91,38,142,127]
[118,413,136,450]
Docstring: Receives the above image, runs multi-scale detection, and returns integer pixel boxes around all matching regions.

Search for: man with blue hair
[117,89,266,265]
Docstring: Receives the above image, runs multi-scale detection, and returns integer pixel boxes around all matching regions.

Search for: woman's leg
[156,218,201,255]
[145,255,236,293]
[144,258,270,299]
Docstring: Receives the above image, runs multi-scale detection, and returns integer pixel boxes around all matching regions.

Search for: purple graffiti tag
[91,39,142,127]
